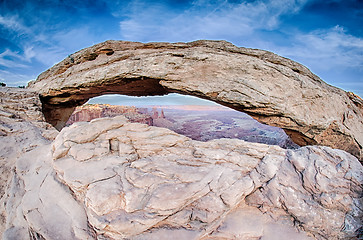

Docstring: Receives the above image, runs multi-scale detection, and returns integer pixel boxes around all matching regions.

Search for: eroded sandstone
[27,40,363,161]
[1,87,362,239]
[48,116,362,239]
[0,87,58,236]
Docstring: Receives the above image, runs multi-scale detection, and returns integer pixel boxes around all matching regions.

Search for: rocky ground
[0,87,362,239]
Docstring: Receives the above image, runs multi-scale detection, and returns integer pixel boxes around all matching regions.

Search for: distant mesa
[67,103,298,149]
[66,104,153,126]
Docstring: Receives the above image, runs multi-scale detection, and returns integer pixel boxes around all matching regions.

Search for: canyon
[67,103,298,148]
[0,40,362,239]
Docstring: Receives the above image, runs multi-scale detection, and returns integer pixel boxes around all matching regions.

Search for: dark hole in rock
[65,93,299,149]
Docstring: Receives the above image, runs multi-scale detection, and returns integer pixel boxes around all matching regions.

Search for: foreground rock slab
[48,116,362,239]
[27,40,363,161]
[1,87,362,239]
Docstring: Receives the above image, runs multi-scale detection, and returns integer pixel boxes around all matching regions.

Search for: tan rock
[50,116,362,239]
[1,86,361,239]
[0,88,58,236]
[27,40,363,161]
[2,39,363,240]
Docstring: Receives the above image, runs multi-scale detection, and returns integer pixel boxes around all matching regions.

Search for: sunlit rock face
[66,104,153,126]
[49,116,361,239]
[27,40,363,161]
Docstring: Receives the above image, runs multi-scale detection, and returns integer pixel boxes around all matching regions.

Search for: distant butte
[28,40,363,161]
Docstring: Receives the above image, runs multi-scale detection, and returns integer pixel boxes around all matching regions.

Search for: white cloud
[0,49,30,68]
[23,46,36,62]
[30,45,68,67]
[119,0,310,42]
[0,15,30,34]
[276,25,363,70]
[0,69,35,86]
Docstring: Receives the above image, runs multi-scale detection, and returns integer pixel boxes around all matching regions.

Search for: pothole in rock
[66,93,299,149]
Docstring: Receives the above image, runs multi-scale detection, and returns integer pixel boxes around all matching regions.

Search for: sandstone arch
[27,40,363,161]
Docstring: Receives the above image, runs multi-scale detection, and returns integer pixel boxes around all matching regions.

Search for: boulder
[27,40,363,161]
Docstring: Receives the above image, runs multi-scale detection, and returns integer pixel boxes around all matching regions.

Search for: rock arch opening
[31,40,362,161]
[38,76,312,149]
[40,77,169,130]
[64,93,299,149]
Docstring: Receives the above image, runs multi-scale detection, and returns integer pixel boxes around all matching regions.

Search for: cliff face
[27,40,363,162]
[0,88,58,235]
[0,40,362,239]
[66,104,297,148]
[66,104,153,126]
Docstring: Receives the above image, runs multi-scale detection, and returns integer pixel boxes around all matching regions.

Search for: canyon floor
[66,103,298,149]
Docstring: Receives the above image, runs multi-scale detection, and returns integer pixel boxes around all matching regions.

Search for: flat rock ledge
[27,40,363,161]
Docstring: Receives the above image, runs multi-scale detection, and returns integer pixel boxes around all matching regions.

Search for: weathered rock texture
[66,104,153,126]
[2,40,363,239]
[27,40,363,161]
[1,87,362,239]
[0,88,58,235]
[36,116,363,239]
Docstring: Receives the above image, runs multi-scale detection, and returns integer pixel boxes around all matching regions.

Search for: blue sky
[0,0,362,97]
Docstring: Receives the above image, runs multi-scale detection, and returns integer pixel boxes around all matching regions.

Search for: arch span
[28,40,363,161]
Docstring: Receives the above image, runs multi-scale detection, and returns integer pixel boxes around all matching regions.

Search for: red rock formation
[160,109,165,119]
[66,104,153,126]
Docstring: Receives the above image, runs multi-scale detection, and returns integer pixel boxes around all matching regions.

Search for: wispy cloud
[276,25,363,70]
[0,69,36,86]
[0,13,100,75]
[0,49,31,68]
[0,15,31,35]
[119,0,309,42]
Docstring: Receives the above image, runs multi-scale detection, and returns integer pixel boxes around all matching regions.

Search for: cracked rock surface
[50,116,362,239]
[0,88,58,236]
[1,87,362,239]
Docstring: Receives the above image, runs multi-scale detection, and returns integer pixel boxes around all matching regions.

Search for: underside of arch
[41,76,321,148]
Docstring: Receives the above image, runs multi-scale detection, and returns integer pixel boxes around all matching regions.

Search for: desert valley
[66,103,298,149]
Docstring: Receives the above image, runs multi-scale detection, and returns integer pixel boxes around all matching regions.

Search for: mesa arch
[27,40,363,161]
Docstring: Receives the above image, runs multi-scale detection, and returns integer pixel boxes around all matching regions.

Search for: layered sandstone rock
[25,116,363,239]
[0,88,58,235]
[27,40,363,161]
[1,88,362,239]
[66,104,153,126]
